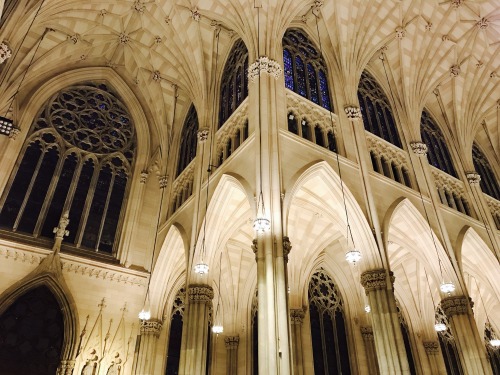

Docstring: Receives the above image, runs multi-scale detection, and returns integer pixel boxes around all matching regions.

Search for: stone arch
[0,270,79,364]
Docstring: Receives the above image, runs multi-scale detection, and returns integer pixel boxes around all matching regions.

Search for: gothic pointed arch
[420,109,457,177]
[472,142,500,200]
[283,28,332,111]
[219,38,249,127]
[358,70,402,148]
[0,82,136,256]
[165,286,185,375]
[176,104,199,177]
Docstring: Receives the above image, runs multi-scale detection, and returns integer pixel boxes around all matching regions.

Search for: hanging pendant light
[194,262,209,275]
[490,339,500,347]
[440,281,455,295]
[434,323,447,332]
[253,191,270,233]
[138,292,151,320]
[345,248,362,264]
[212,324,223,334]
[364,305,371,313]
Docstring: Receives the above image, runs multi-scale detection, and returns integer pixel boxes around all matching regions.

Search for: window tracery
[472,143,500,200]
[165,287,185,375]
[485,322,500,374]
[308,269,351,374]
[358,71,402,148]
[219,39,248,127]
[177,105,199,177]
[420,110,457,178]
[0,83,135,255]
[283,29,332,111]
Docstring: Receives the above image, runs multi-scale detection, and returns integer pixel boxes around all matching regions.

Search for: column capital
[344,106,362,120]
[466,172,481,185]
[140,319,163,337]
[283,236,292,262]
[224,335,240,349]
[8,127,20,140]
[158,175,168,188]
[441,295,472,317]
[410,141,428,156]
[290,308,305,324]
[57,360,75,375]
[0,42,12,64]
[140,170,148,183]
[188,284,214,304]
[423,341,439,355]
[197,128,209,142]
[248,56,283,82]
[360,268,393,292]
[360,326,374,341]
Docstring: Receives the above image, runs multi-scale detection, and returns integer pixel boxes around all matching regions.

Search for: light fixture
[253,216,271,233]
[440,281,455,295]
[212,252,224,335]
[434,323,447,332]
[194,262,209,275]
[364,305,371,313]
[490,339,500,347]
[345,248,362,264]
[138,308,151,321]
[212,325,223,334]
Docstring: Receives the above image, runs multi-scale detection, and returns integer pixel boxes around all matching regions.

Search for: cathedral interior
[0,0,499,374]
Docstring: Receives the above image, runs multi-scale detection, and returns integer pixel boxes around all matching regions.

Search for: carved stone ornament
[158,175,168,188]
[451,0,463,8]
[410,141,428,156]
[450,65,461,77]
[476,17,489,30]
[188,285,214,304]
[466,172,481,185]
[360,269,389,292]
[57,360,75,375]
[290,309,305,324]
[224,336,240,349]
[197,128,209,142]
[0,42,12,64]
[423,341,439,355]
[191,8,201,21]
[248,57,283,82]
[140,171,148,184]
[251,238,258,260]
[441,295,470,317]
[360,326,374,341]
[8,127,20,140]
[344,106,362,119]
[395,26,406,39]
[152,70,162,82]
[53,211,70,239]
[283,236,292,262]
[140,319,163,336]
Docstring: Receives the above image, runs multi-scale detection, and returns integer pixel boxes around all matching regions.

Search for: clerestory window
[176,105,199,177]
[472,143,500,200]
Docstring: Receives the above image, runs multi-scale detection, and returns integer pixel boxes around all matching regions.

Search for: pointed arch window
[485,322,500,374]
[283,29,332,111]
[219,39,248,127]
[436,305,463,375]
[420,110,457,178]
[472,143,500,200]
[308,269,351,374]
[0,83,136,255]
[358,71,402,148]
[395,301,417,375]
[165,287,185,375]
[177,105,199,177]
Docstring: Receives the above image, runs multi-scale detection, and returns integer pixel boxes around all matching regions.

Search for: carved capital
[140,171,148,184]
[450,65,461,77]
[248,57,283,82]
[140,319,163,336]
[466,172,481,185]
[57,360,75,375]
[283,236,292,262]
[344,106,362,119]
[251,238,258,261]
[197,128,209,142]
[410,141,428,156]
[158,175,168,188]
[441,295,471,317]
[395,26,406,39]
[361,269,390,292]
[423,341,439,355]
[188,284,214,304]
[360,326,374,341]
[290,308,305,324]
[0,42,12,64]
[224,335,239,349]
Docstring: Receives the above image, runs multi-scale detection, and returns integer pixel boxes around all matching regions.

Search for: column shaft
[134,319,162,375]
[224,336,239,375]
[290,309,305,375]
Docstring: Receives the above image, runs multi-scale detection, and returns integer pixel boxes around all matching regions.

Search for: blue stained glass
[319,70,331,110]
[283,49,294,90]
[295,56,306,97]
[308,63,319,104]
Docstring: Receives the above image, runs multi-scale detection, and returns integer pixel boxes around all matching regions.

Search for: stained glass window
[308,269,351,374]
[0,83,135,255]
[420,110,457,177]
[472,143,500,200]
[219,39,249,127]
[177,105,199,176]
[282,29,332,111]
[358,71,402,148]
[165,287,185,375]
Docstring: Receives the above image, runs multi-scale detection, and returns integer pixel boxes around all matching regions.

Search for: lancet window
[472,143,500,201]
[283,29,332,111]
[420,110,457,178]
[308,269,351,374]
[176,105,199,177]
[436,305,463,375]
[358,71,402,148]
[219,39,248,127]
[165,287,185,375]
[0,83,135,255]
[396,302,417,375]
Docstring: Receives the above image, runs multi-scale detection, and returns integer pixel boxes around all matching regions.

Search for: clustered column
[134,319,163,375]
[441,295,492,374]
[360,268,410,374]
[290,309,305,375]
[423,341,446,374]
[56,360,75,375]
[361,326,379,374]
[224,335,239,374]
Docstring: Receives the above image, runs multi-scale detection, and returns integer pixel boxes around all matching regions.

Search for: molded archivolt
[284,161,378,310]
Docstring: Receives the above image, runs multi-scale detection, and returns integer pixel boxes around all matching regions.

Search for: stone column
[178,285,213,375]
[441,296,492,374]
[423,341,446,375]
[134,319,163,375]
[361,327,379,375]
[290,309,305,375]
[57,360,75,375]
[361,269,411,374]
[224,336,239,375]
